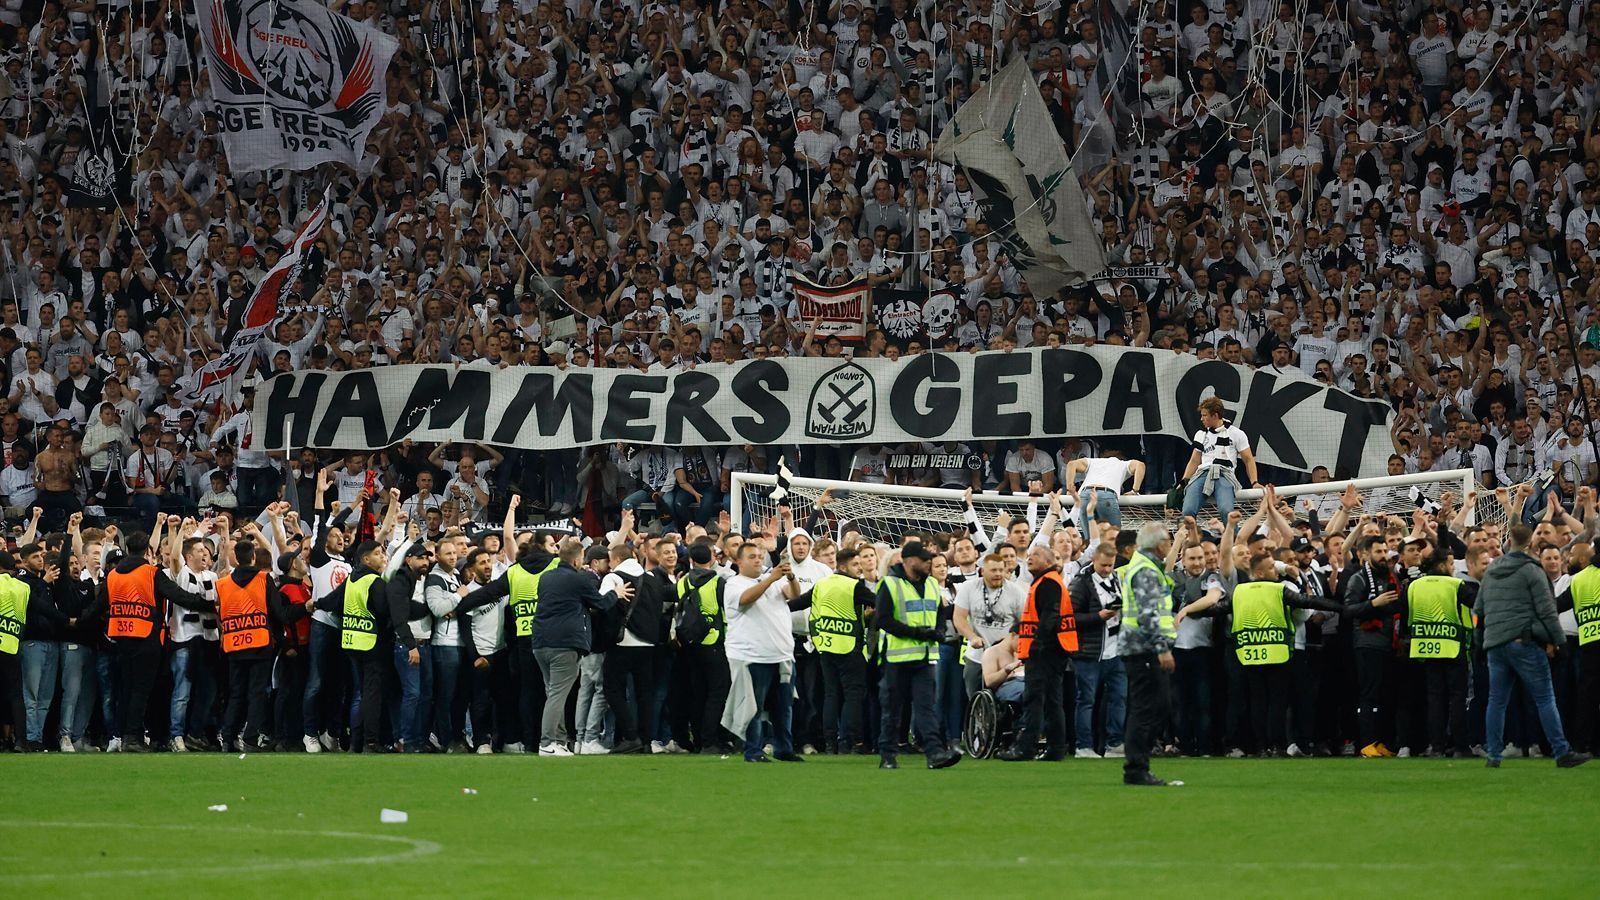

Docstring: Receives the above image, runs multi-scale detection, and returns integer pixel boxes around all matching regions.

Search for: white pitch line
[2,821,442,883]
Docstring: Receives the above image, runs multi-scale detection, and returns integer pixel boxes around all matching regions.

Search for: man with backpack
[676,542,731,753]
[602,540,663,754]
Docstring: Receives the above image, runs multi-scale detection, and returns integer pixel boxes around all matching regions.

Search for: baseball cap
[900,540,933,561]
[1289,537,1313,553]
[404,543,433,559]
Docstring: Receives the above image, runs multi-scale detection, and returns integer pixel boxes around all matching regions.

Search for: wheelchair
[963,688,1021,759]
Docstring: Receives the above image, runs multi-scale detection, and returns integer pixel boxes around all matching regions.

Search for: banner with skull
[197,0,398,172]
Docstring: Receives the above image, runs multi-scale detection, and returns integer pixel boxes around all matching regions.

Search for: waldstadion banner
[252,348,1395,476]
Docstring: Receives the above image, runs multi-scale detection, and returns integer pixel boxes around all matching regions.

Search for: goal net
[730,468,1513,547]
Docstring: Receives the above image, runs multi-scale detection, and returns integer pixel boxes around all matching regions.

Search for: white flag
[197,0,397,172]
[933,58,1106,295]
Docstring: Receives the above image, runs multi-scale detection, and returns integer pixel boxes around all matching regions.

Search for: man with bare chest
[33,424,80,529]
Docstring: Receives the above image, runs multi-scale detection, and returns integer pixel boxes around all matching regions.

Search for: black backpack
[674,573,719,645]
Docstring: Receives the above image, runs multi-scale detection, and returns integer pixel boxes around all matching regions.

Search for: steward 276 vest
[809,573,862,655]
[1017,570,1079,660]
[218,571,271,653]
[509,559,560,638]
[1571,565,1600,647]
[1406,574,1472,659]
[677,574,725,646]
[341,573,382,651]
[0,574,28,654]
[880,575,939,664]
[106,565,160,640]
[1230,581,1292,665]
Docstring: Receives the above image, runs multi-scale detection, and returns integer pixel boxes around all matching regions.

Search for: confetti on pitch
[207,804,229,812]
[380,808,409,824]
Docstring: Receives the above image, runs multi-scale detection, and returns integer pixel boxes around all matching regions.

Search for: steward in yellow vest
[799,546,874,754]
[1399,553,1476,757]
[0,550,65,752]
[313,539,395,752]
[872,541,960,771]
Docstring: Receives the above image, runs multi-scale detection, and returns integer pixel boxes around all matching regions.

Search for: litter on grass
[207,804,228,812]
[380,808,409,824]
[461,788,478,795]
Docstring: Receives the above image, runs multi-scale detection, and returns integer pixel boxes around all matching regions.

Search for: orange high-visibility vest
[218,571,271,653]
[1017,570,1079,660]
[106,565,159,640]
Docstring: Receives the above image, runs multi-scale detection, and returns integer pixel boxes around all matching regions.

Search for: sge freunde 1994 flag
[198,0,397,173]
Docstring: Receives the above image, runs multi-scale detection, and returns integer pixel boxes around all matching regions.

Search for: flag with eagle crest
[197,0,397,172]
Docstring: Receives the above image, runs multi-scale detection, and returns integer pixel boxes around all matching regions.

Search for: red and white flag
[791,273,868,344]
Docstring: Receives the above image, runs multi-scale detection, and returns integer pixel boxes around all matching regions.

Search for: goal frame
[730,468,1479,535]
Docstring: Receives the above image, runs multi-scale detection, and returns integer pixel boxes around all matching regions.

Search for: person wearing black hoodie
[0,548,65,751]
[218,540,304,752]
[456,539,561,752]
[312,540,395,752]
[52,513,99,752]
[676,542,731,753]
[78,530,211,752]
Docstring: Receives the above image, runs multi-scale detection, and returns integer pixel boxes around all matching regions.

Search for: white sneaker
[1396,746,1412,758]
[1226,747,1245,758]
[1103,743,1125,758]
[1286,743,1306,758]
[476,743,494,755]
[59,735,76,753]
[503,742,528,755]
[665,740,688,754]
[583,741,611,755]
[1075,748,1101,759]
[169,736,188,753]
[763,743,775,756]
[650,741,668,754]
[539,743,574,757]
[319,732,338,752]
[1470,744,1488,758]
[801,743,818,756]
[107,737,123,753]
[1527,745,1544,758]
[303,735,322,754]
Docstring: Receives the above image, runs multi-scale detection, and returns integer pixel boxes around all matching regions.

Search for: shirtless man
[981,632,1027,704]
[34,424,81,529]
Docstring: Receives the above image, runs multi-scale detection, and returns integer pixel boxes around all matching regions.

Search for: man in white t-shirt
[724,542,802,763]
[952,553,1026,697]
[1061,450,1146,533]
[1180,397,1259,519]
[1004,440,1057,492]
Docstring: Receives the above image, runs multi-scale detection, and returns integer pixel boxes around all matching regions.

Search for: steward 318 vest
[1230,581,1292,665]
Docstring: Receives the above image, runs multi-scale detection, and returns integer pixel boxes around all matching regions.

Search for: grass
[2,754,1596,897]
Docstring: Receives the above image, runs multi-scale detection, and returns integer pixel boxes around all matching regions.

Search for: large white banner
[252,348,1395,477]
[934,58,1107,295]
[198,0,397,172]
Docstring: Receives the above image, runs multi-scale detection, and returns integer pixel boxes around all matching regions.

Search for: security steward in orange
[312,540,394,752]
[219,541,307,752]
[80,530,211,752]
[998,545,1078,761]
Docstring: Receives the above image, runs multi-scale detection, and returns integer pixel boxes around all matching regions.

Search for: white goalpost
[730,468,1509,545]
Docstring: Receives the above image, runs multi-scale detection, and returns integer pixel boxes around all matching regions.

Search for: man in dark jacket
[457,542,561,752]
[603,541,665,755]
[1343,534,1402,757]
[218,541,304,752]
[677,542,731,754]
[1066,542,1125,758]
[312,541,394,753]
[526,538,628,755]
[389,542,437,753]
[1476,525,1589,769]
[999,545,1076,762]
[875,541,960,770]
[0,549,65,751]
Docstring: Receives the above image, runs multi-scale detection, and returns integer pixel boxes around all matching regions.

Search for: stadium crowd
[0,0,1599,767]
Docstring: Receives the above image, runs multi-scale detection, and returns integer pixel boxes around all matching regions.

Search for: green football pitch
[2,755,1594,897]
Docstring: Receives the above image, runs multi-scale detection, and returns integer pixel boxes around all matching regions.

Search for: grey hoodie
[1474,551,1562,650]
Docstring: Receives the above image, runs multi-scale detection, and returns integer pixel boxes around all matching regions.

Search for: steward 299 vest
[1406,574,1472,659]
[1230,581,1292,665]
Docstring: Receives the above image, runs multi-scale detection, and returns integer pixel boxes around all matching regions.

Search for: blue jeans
[95,649,120,740]
[1486,641,1571,761]
[1074,655,1127,751]
[431,644,466,746]
[743,662,794,760]
[20,639,60,743]
[59,643,95,741]
[303,619,353,737]
[1077,487,1121,534]
[393,641,435,751]
[936,642,965,743]
[168,643,193,739]
[672,486,722,528]
[1182,475,1236,520]
[575,651,609,745]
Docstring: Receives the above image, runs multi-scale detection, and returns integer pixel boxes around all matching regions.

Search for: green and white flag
[934,58,1106,295]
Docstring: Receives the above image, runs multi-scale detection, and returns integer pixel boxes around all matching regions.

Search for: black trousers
[792,643,824,749]
[877,660,945,760]
[0,651,23,743]
[603,644,659,743]
[1015,649,1069,756]
[511,639,546,749]
[819,650,867,750]
[223,656,272,743]
[685,643,731,750]
[1353,646,1391,749]
[468,649,516,748]
[1172,647,1214,755]
[1576,643,1600,754]
[118,639,164,745]
[274,647,309,743]
[1123,653,1171,780]
[1243,662,1290,752]
[1422,655,1470,754]
[1289,651,1319,750]
[350,644,391,750]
